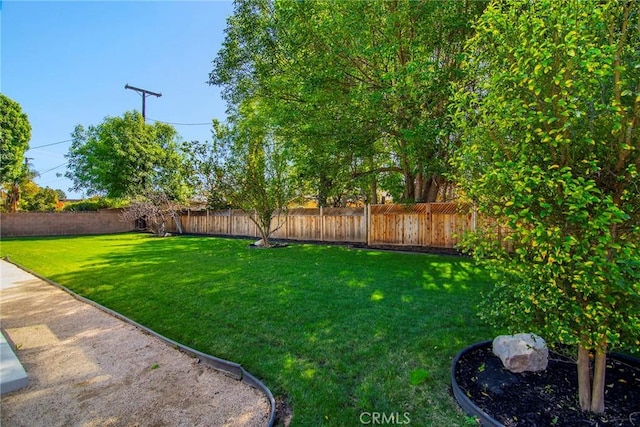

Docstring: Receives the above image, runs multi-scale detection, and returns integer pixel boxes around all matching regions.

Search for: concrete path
[0,263,29,395]
[0,260,270,426]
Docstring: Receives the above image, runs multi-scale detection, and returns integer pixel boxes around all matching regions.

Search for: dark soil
[247,242,289,249]
[274,396,293,426]
[454,342,640,426]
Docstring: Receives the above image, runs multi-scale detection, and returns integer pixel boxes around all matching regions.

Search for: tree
[65,111,192,201]
[1,172,63,212]
[1,94,32,212]
[0,94,31,183]
[211,0,486,205]
[1,160,39,213]
[121,190,183,237]
[287,0,484,203]
[182,123,235,210]
[195,105,300,247]
[20,183,60,212]
[452,0,639,414]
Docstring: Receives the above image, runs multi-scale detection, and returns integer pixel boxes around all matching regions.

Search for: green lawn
[1,233,497,426]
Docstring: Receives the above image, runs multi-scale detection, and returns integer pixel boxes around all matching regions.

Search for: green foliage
[19,182,59,212]
[61,197,126,212]
[452,0,639,356]
[192,104,300,246]
[0,94,31,184]
[211,0,486,204]
[0,95,33,212]
[1,179,61,213]
[182,124,233,210]
[65,111,192,201]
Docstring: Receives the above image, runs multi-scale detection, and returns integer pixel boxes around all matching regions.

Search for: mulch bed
[454,342,640,426]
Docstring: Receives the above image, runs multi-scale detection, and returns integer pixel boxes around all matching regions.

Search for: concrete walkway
[1,327,28,394]
[0,260,270,426]
[0,263,29,395]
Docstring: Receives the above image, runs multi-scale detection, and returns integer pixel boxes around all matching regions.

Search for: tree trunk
[415,174,445,202]
[317,173,331,208]
[254,210,272,248]
[577,344,607,414]
[424,174,444,203]
[8,183,20,212]
[259,228,271,248]
[172,212,183,234]
[415,172,424,202]
[577,346,592,411]
[590,349,607,413]
[403,173,416,202]
[370,178,378,204]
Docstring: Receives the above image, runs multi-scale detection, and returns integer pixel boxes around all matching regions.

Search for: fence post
[320,206,324,242]
[366,204,371,246]
[426,203,432,247]
[285,210,289,240]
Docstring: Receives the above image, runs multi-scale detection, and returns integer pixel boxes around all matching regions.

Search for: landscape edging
[3,257,276,427]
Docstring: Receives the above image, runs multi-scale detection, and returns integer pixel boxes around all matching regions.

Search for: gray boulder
[492,333,549,373]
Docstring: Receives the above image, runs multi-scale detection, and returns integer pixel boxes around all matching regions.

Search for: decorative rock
[492,333,549,373]
[254,239,265,247]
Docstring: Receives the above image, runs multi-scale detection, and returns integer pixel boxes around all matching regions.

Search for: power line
[29,139,73,149]
[27,116,211,155]
[147,118,212,126]
[40,163,68,175]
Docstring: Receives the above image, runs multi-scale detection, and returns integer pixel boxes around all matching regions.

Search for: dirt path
[0,260,271,427]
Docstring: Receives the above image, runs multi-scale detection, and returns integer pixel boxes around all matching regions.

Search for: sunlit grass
[1,233,497,426]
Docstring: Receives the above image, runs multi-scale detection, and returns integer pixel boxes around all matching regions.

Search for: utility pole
[124,84,162,121]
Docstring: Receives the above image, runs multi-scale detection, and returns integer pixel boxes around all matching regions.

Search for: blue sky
[1,0,234,198]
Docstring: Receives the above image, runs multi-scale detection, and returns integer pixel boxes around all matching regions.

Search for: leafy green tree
[20,182,60,212]
[61,197,125,212]
[65,111,192,201]
[211,0,486,205]
[1,94,32,212]
[0,94,31,184]
[182,123,235,210]
[197,104,300,247]
[452,0,639,413]
[1,162,39,213]
[292,0,484,203]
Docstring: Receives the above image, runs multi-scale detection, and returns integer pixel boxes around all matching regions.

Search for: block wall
[0,210,136,237]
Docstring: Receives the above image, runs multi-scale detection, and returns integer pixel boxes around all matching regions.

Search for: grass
[1,233,497,426]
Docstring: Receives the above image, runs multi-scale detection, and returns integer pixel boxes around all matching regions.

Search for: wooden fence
[368,203,475,248]
[175,203,475,249]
